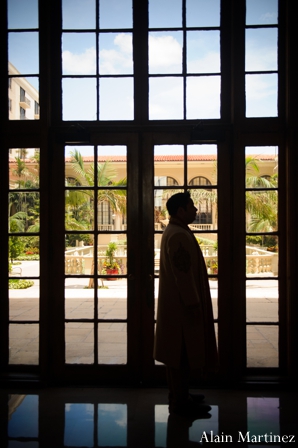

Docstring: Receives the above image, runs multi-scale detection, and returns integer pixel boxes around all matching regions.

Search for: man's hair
[166,191,191,217]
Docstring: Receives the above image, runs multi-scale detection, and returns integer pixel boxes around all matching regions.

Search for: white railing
[97,224,127,231]
[246,247,278,276]
[65,245,127,275]
[155,222,214,231]
[65,245,278,277]
[189,224,213,231]
[98,224,113,231]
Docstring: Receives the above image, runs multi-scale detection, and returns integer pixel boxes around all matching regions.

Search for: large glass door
[41,135,142,383]
[64,145,128,366]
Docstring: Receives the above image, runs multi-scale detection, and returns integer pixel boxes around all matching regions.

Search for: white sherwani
[154,218,218,371]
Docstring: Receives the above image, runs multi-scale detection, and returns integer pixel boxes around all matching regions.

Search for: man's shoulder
[164,223,189,237]
[163,224,192,246]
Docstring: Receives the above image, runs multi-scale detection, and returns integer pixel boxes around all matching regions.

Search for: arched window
[189,176,212,225]
[154,176,178,186]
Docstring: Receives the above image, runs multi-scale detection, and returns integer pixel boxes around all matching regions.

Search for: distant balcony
[19,96,31,109]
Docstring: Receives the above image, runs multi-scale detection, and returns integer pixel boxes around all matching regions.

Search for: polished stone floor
[1,386,296,447]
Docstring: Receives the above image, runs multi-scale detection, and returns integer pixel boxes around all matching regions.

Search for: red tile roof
[10,154,276,163]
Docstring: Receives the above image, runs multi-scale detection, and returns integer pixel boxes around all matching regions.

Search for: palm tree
[69,149,127,287]
[69,149,127,216]
[245,156,278,233]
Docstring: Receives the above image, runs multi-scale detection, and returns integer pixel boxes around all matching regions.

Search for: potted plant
[102,242,120,280]
[211,261,218,275]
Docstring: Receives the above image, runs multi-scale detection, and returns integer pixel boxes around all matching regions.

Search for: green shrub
[9,279,34,289]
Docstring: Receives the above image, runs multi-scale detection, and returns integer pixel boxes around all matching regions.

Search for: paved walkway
[8,262,278,367]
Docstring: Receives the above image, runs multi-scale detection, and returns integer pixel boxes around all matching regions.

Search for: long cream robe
[154,218,218,371]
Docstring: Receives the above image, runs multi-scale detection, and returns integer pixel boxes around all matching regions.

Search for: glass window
[245,146,279,368]
[245,1,278,117]
[64,145,128,364]
[8,0,39,120]
[62,1,133,121]
[149,0,221,120]
[9,147,40,365]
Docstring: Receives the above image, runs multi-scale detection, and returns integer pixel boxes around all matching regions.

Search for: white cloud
[99,33,133,74]
[149,78,183,119]
[246,74,277,117]
[261,12,277,23]
[246,46,277,71]
[62,47,96,74]
[187,51,220,73]
[149,34,182,72]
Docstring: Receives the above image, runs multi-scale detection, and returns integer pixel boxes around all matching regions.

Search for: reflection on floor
[1,387,296,447]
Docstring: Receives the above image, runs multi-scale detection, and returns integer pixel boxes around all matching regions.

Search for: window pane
[9,193,40,233]
[8,0,38,29]
[186,0,220,27]
[98,145,127,180]
[154,145,184,186]
[9,149,40,188]
[62,0,96,29]
[149,0,182,28]
[149,77,183,120]
[246,0,278,25]
[246,191,278,233]
[65,190,94,230]
[62,78,97,120]
[194,233,218,318]
[187,31,220,74]
[65,235,94,275]
[245,73,277,117]
[245,147,278,233]
[98,284,127,320]
[62,33,96,75]
[187,144,217,185]
[99,33,133,75]
[246,279,278,322]
[9,324,39,364]
[187,76,220,119]
[246,147,278,184]
[246,236,278,276]
[98,323,127,364]
[149,32,183,74]
[192,190,217,229]
[65,322,94,364]
[65,278,94,320]
[246,28,277,72]
[154,188,183,239]
[247,325,278,367]
[8,32,39,74]
[10,279,39,321]
[99,78,133,120]
[9,71,39,120]
[9,235,40,272]
[99,0,132,29]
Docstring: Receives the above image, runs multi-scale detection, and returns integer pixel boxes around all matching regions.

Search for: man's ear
[176,206,185,218]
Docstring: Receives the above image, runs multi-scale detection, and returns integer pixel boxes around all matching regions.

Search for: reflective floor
[1,387,296,447]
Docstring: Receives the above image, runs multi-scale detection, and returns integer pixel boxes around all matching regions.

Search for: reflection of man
[154,192,218,416]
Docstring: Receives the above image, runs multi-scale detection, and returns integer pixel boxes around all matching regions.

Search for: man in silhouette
[154,192,218,416]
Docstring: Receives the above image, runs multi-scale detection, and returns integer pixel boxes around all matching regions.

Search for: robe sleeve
[166,231,200,308]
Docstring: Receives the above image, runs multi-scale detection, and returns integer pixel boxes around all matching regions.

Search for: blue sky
[8,0,278,121]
